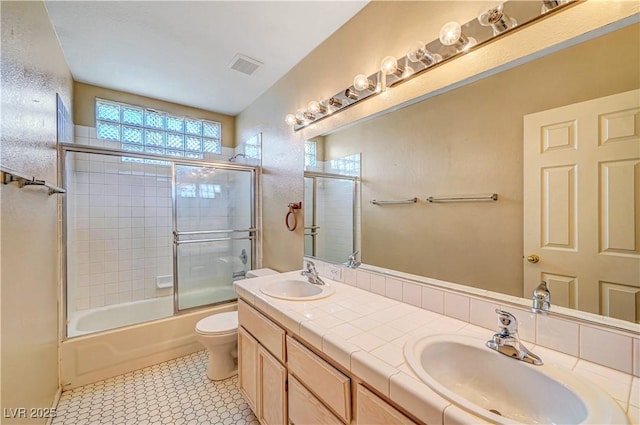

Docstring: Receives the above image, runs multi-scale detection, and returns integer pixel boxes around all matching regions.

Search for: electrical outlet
[328,265,342,282]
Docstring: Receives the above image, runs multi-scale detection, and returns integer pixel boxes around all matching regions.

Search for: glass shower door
[173,163,254,311]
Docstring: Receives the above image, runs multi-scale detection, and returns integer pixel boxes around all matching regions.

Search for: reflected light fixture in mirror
[407,41,442,67]
[478,2,518,35]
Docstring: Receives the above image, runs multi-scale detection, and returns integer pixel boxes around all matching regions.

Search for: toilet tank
[246,268,278,279]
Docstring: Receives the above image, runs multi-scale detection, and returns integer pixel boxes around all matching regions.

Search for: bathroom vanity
[234,271,635,425]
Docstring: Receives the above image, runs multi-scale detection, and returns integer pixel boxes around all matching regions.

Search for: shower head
[228,153,247,162]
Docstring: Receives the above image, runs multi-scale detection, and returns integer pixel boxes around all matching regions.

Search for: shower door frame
[303,171,359,260]
[171,161,258,313]
[59,143,260,339]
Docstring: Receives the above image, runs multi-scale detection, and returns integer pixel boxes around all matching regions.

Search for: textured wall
[74,82,236,148]
[236,1,638,275]
[1,1,73,422]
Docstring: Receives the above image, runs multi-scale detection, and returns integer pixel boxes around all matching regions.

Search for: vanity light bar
[284,0,576,131]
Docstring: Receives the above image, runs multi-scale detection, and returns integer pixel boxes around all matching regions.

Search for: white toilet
[195,311,239,381]
[195,268,279,380]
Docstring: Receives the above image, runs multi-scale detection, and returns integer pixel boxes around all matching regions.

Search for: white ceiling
[45,1,368,116]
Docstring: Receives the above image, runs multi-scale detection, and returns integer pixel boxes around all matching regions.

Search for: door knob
[527,254,540,263]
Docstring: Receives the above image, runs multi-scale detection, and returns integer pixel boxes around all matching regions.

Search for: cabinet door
[356,384,416,425]
[258,345,287,425]
[289,374,343,425]
[238,326,258,412]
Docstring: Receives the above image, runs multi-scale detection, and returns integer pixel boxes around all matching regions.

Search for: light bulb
[353,74,375,92]
[307,100,327,115]
[439,21,462,46]
[439,21,476,52]
[381,56,401,75]
[284,114,298,126]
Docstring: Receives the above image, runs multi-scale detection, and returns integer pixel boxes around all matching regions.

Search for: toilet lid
[196,311,238,335]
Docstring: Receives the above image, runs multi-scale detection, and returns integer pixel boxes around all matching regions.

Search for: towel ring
[285,202,302,231]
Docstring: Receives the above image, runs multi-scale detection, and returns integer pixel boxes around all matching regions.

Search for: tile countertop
[234,271,639,425]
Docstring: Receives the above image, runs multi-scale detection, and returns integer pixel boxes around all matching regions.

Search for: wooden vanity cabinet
[238,299,420,425]
[238,300,287,425]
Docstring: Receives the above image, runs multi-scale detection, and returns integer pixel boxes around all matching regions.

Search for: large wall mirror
[304,21,640,326]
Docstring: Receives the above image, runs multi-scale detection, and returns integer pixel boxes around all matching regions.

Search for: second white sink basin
[404,334,628,425]
[260,279,335,301]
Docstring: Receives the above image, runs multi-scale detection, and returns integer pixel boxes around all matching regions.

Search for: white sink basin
[260,279,335,301]
[404,334,628,425]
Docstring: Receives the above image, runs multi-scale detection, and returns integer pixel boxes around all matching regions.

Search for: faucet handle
[304,260,317,272]
[494,309,518,335]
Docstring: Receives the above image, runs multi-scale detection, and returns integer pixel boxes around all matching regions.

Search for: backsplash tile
[308,258,639,376]
[535,315,579,357]
[469,298,500,331]
[444,292,470,322]
[580,325,632,374]
[385,277,403,301]
[421,286,444,314]
[369,274,385,296]
[402,282,422,307]
[356,269,371,291]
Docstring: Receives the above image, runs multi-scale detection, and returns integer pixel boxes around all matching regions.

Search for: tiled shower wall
[66,125,250,315]
[66,148,174,312]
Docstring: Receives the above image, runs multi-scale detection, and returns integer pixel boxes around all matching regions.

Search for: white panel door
[524,89,640,321]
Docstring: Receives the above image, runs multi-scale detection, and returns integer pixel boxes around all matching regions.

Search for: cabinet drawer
[356,384,416,425]
[286,336,351,423]
[238,300,285,363]
[288,374,342,425]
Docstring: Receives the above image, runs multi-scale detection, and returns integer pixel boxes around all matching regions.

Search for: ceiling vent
[229,54,263,76]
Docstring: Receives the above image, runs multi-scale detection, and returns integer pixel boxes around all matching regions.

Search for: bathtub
[61,291,237,389]
[68,287,238,337]
[68,296,173,337]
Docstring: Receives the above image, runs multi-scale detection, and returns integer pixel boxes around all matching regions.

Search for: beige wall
[1,1,74,422]
[323,25,639,296]
[74,82,236,148]
[236,1,638,273]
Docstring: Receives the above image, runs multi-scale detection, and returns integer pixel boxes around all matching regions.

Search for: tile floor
[52,351,258,425]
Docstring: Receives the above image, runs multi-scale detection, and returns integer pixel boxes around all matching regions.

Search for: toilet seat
[195,311,238,335]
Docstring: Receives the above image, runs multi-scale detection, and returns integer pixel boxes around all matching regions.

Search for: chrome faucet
[486,309,543,366]
[301,260,325,285]
[532,281,551,313]
[345,250,361,269]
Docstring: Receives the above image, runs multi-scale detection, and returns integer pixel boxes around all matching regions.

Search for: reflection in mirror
[304,139,361,264]
[307,23,640,325]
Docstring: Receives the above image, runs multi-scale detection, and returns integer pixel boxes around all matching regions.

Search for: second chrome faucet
[486,309,543,366]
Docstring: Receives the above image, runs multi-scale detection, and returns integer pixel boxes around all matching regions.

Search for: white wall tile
[444,292,470,322]
[421,286,444,314]
[369,273,385,295]
[356,269,371,291]
[402,282,422,307]
[385,277,403,301]
[536,315,579,356]
[580,326,632,374]
[469,298,499,331]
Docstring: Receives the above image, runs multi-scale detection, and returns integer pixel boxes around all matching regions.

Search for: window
[95,99,222,160]
[304,140,317,167]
